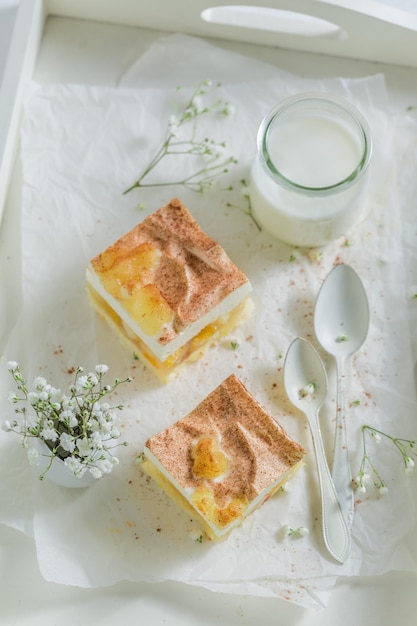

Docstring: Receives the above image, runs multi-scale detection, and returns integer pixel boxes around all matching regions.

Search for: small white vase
[33,440,96,488]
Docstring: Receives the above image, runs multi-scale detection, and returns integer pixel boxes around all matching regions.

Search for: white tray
[1,2,417,624]
[2,0,417,227]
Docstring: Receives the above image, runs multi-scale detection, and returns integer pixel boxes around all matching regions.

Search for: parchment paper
[1,34,417,610]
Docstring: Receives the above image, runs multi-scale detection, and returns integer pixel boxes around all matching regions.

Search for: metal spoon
[314,264,369,528]
[284,337,351,564]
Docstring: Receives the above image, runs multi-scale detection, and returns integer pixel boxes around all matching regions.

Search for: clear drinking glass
[249,93,373,247]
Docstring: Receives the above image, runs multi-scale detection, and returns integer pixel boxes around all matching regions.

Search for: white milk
[267,116,362,189]
[250,94,372,247]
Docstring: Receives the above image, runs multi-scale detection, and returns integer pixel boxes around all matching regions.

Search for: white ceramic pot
[33,439,96,488]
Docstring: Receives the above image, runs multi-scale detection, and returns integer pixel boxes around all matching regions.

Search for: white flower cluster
[298,382,316,399]
[282,524,309,539]
[354,424,416,497]
[123,79,239,197]
[353,471,389,497]
[3,362,132,481]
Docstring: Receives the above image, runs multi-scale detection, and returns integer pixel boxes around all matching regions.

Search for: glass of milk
[249,93,373,247]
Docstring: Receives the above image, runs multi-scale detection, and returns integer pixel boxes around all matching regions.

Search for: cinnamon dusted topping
[90,199,250,342]
[145,375,305,526]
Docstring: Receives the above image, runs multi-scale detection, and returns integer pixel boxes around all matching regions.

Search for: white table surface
[1,5,417,625]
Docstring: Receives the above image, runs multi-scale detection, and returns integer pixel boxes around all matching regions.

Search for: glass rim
[257,92,373,195]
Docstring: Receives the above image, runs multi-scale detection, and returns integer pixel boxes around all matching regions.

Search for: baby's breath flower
[405,457,415,475]
[356,424,417,497]
[353,471,370,494]
[299,382,315,398]
[59,408,73,421]
[308,249,324,263]
[76,375,89,390]
[40,427,58,442]
[33,376,47,390]
[191,95,203,111]
[284,524,309,538]
[168,114,181,136]
[96,459,114,474]
[3,362,131,482]
[27,391,39,404]
[222,102,235,115]
[64,455,86,477]
[91,431,103,449]
[110,426,120,439]
[8,392,19,404]
[60,432,75,453]
[76,437,92,457]
[89,465,103,479]
[189,530,204,542]
[89,373,98,386]
[336,334,349,343]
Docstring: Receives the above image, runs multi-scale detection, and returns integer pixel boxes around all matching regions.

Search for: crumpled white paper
[1,34,417,610]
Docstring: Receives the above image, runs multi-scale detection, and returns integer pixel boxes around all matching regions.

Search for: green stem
[39,446,56,480]
[360,425,386,488]
[123,81,235,197]
[123,138,171,195]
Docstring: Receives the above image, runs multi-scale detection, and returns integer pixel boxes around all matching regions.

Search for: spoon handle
[333,356,354,528]
[308,408,351,564]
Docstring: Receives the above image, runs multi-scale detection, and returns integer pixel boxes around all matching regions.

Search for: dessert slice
[86,198,252,382]
[141,374,305,541]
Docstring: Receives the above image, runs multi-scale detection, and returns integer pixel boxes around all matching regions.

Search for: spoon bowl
[284,337,351,564]
[314,264,369,361]
[284,335,328,414]
[314,264,369,528]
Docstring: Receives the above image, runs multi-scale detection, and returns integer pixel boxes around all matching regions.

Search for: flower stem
[122,79,254,217]
[354,423,417,495]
